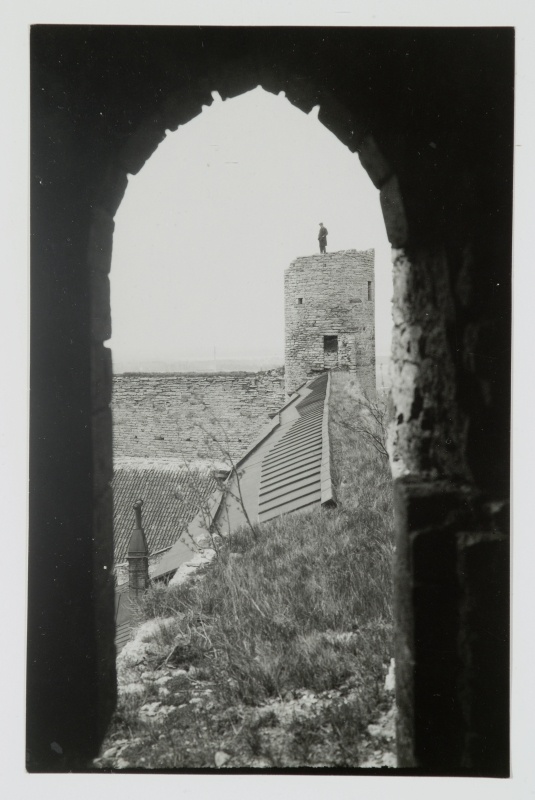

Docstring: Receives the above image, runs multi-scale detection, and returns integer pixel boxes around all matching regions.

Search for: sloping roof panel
[151,489,224,580]
[149,372,335,581]
[257,373,328,523]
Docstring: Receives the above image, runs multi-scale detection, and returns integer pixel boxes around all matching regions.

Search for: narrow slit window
[368,281,373,301]
[297,297,303,305]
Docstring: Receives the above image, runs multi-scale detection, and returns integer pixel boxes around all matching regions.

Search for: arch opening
[109,85,393,374]
[108,82,393,590]
[93,53,511,772]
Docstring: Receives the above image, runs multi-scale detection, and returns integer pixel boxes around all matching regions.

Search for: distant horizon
[111,353,391,374]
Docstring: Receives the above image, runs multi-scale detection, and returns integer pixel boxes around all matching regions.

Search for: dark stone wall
[393,479,509,774]
[29,26,512,772]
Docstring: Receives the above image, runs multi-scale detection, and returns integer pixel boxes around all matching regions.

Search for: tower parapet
[284,249,375,395]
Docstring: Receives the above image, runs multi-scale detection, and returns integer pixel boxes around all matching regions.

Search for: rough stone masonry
[112,369,285,463]
[284,249,375,395]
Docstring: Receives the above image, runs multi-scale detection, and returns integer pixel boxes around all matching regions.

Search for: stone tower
[284,249,375,395]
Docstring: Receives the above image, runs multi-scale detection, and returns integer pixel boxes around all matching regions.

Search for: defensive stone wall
[284,249,375,395]
[112,369,285,463]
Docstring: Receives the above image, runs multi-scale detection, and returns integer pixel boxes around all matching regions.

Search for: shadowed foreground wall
[113,370,285,462]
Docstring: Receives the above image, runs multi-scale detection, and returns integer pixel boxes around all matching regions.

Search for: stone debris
[116,617,178,686]
[360,750,397,769]
[248,757,272,769]
[139,701,161,718]
[384,658,395,692]
[99,600,397,770]
[96,641,398,770]
[195,533,216,550]
[214,750,231,768]
[121,682,145,695]
[169,550,216,587]
[171,668,188,678]
[360,705,397,768]
[139,701,177,721]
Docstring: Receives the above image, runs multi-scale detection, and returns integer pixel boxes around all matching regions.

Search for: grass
[97,371,395,769]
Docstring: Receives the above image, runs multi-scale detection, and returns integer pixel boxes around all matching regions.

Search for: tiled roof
[112,465,217,564]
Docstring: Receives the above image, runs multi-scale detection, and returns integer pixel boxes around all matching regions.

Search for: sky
[109,87,393,368]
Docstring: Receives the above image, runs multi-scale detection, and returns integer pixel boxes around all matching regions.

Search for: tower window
[297,297,303,305]
[324,335,338,355]
[368,281,373,301]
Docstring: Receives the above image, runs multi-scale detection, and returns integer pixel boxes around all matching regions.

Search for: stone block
[162,90,211,131]
[395,476,475,533]
[380,174,409,247]
[393,476,506,772]
[358,134,394,189]
[84,479,117,752]
[95,163,129,217]
[210,57,259,102]
[456,530,509,775]
[118,114,167,175]
[317,97,367,153]
[87,207,115,274]
[91,343,113,412]
[92,407,114,499]
[90,271,111,343]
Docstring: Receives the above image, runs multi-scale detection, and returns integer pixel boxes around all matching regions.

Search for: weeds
[330,376,391,463]
[177,373,394,703]
[100,371,395,769]
[326,698,365,766]
[288,713,327,763]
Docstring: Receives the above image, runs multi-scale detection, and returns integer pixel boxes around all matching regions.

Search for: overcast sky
[110,87,393,366]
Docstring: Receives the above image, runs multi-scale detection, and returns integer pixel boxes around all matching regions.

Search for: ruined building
[284,250,375,395]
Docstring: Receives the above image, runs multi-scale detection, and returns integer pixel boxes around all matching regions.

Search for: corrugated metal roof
[112,466,217,564]
[258,373,327,522]
[150,372,335,581]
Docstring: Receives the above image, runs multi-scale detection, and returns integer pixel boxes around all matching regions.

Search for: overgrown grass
[102,371,395,768]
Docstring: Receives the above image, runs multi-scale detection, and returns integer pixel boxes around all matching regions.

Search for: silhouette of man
[318,222,328,253]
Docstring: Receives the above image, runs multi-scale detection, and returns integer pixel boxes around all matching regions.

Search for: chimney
[127,499,149,601]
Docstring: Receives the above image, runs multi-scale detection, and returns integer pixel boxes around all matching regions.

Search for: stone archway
[29,25,512,773]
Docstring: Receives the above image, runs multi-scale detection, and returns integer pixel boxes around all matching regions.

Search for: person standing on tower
[318,222,328,253]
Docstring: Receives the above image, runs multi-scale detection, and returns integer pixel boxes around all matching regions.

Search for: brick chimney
[127,499,149,601]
